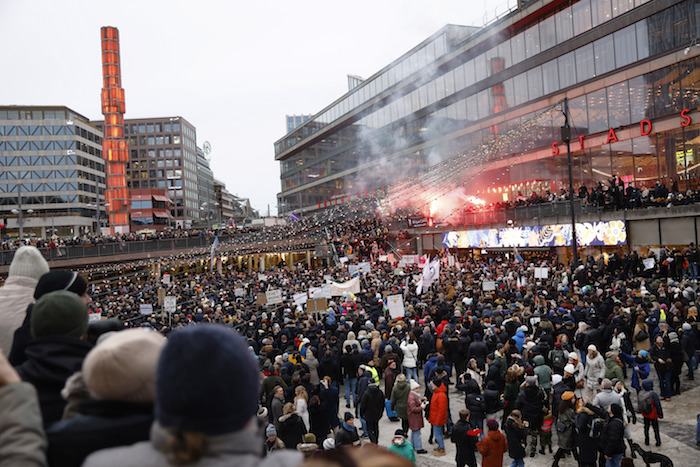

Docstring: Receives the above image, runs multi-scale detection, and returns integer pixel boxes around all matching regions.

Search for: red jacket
[477,429,508,467]
[428,384,448,426]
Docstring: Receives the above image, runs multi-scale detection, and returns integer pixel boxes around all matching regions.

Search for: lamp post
[200,203,212,230]
[11,185,34,240]
[561,98,579,267]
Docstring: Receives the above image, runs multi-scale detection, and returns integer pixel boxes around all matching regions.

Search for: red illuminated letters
[681,109,692,127]
[552,142,560,156]
[640,119,653,136]
[605,128,619,144]
[578,135,585,150]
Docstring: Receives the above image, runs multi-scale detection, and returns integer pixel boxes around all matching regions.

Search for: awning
[153,211,171,218]
[152,195,171,203]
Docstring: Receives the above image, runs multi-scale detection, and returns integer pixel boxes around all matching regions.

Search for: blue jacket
[356,372,370,406]
[620,351,650,392]
[424,355,438,383]
[514,329,526,352]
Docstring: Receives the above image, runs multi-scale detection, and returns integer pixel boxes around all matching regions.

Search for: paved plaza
[342,371,700,466]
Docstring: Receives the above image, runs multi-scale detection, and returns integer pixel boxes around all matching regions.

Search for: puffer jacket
[84,421,303,467]
[428,384,448,426]
[406,390,424,431]
[533,355,552,390]
[514,385,546,428]
[390,380,410,420]
[0,276,38,355]
[400,340,418,369]
[600,416,626,456]
[0,382,47,467]
[556,405,577,450]
[583,353,606,388]
[504,417,528,460]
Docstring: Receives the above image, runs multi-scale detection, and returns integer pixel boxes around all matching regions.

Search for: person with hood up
[47,328,166,467]
[513,327,527,353]
[514,376,547,457]
[567,353,585,399]
[342,331,360,354]
[638,379,663,447]
[406,380,427,455]
[15,290,92,428]
[428,378,448,457]
[387,429,416,464]
[612,378,637,459]
[532,355,552,396]
[335,412,360,447]
[451,408,480,467]
[504,409,529,467]
[476,419,508,467]
[604,350,624,384]
[552,391,578,467]
[600,403,626,467]
[619,349,650,392]
[681,322,697,380]
[0,246,49,355]
[583,344,606,402]
[390,373,411,434]
[84,324,301,467]
[360,379,385,444]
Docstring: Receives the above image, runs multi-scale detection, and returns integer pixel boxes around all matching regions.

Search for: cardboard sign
[387,294,405,319]
[88,311,101,322]
[256,293,267,305]
[139,304,153,315]
[293,292,308,306]
[307,298,328,312]
[339,257,349,264]
[643,258,655,270]
[162,274,171,284]
[534,267,549,279]
[234,288,245,297]
[266,289,283,305]
[309,284,332,299]
[482,281,496,291]
[164,296,177,313]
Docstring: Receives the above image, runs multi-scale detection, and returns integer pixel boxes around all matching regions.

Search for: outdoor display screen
[442,220,626,248]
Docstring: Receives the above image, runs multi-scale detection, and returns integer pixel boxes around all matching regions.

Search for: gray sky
[0,0,513,215]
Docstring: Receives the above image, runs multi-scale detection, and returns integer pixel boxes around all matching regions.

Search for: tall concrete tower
[100,26,130,234]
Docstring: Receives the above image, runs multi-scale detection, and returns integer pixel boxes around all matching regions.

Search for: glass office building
[275,0,700,213]
[0,106,106,238]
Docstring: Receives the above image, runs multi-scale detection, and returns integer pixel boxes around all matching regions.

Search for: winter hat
[31,290,88,338]
[344,411,354,422]
[8,246,49,281]
[432,378,443,387]
[34,270,88,299]
[552,374,562,385]
[610,403,624,419]
[322,438,336,450]
[486,419,499,430]
[394,429,406,437]
[638,350,648,359]
[410,380,420,390]
[561,391,575,401]
[525,376,537,386]
[554,342,562,349]
[266,424,277,437]
[82,328,166,403]
[564,364,576,375]
[155,325,259,436]
[587,344,597,352]
[683,322,692,331]
[303,433,316,443]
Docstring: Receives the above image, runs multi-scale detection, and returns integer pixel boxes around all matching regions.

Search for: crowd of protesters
[0,201,699,466]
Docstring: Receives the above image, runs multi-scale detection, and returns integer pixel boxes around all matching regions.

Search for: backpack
[575,332,586,350]
[639,392,653,415]
[588,417,604,439]
[551,349,565,370]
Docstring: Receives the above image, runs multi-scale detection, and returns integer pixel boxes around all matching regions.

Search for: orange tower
[100,26,130,234]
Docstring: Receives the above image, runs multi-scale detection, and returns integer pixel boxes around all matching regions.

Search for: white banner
[266,289,283,305]
[482,281,496,291]
[387,294,405,319]
[534,267,549,279]
[139,304,153,315]
[162,274,171,284]
[234,288,245,297]
[293,292,308,306]
[330,277,361,296]
[88,311,101,322]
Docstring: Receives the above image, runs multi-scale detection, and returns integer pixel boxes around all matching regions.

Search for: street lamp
[10,207,34,239]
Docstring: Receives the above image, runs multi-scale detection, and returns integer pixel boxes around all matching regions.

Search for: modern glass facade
[0,106,106,237]
[93,116,200,227]
[275,0,700,213]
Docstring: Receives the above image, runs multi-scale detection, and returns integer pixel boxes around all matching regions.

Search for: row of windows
[0,139,102,157]
[0,125,75,137]
[0,155,104,171]
[124,121,180,135]
[131,148,183,159]
[0,109,68,120]
[130,134,182,146]
[0,194,84,206]
[281,1,698,181]
[276,0,654,155]
[0,182,78,193]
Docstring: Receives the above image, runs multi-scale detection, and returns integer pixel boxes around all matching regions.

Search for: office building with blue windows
[0,106,106,238]
[275,0,700,214]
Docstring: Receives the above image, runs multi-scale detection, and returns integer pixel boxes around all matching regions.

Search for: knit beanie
[266,424,277,437]
[82,328,166,403]
[8,246,49,281]
[155,324,259,436]
[34,270,88,299]
[31,290,88,338]
[486,419,499,430]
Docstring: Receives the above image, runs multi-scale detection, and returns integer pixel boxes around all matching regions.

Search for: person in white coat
[400,335,419,383]
[294,385,310,431]
[583,345,606,402]
[0,246,49,354]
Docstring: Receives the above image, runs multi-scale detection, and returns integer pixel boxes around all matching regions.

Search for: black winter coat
[46,400,153,467]
[15,335,92,427]
[360,385,385,422]
[335,424,359,447]
[277,413,307,449]
[600,416,626,456]
[575,404,608,464]
[504,417,529,460]
[514,385,546,428]
[451,419,478,465]
[308,400,330,440]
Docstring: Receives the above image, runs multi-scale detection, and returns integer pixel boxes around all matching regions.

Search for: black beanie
[31,290,88,338]
[34,270,88,299]
[344,411,354,422]
[155,324,259,436]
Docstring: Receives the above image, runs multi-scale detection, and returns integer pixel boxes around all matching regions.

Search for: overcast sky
[0,0,514,215]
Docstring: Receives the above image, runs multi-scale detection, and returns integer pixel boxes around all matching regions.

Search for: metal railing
[0,235,231,267]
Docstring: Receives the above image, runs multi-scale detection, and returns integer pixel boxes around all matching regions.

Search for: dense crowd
[0,208,698,466]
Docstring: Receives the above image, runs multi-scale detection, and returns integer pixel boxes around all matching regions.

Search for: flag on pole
[290,212,301,222]
[210,236,219,272]
[416,257,440,295]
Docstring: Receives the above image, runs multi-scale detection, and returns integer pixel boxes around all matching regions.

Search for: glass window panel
[539,15,557,51]
[573,0,593,36]
[525,23,540,58]
[475,53,487,82]
[632,136,659,187]
[527,66,544,101]
[649,65,682,119]
[587,88,609,133]
[612,0,634,17]
[466,94,478,120]
[464,60,476,87]
[681,56,700,109]
[594,35,615,76]
[555,8,574,43]
[575,44,595,82]
[591,0,612,27]
[497,39,512,69]
[607,81,631,128]
[542,59,560,95]
[636,20,650,60]
[511,32,526,65]
[648,6,673,56]
[453,63,466,91]
[503,78,515,109]
[513,73,528,106]
[590,145,613,183]
[443,69,455,97]
[614,24,638,68]
[476,90,490,120]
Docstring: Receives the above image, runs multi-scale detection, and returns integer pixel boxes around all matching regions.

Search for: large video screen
[442,220,626,248]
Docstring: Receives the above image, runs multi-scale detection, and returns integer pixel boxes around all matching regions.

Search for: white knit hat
[8,246,49,280]
[410,380,420,390]
[82,328,166,403]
